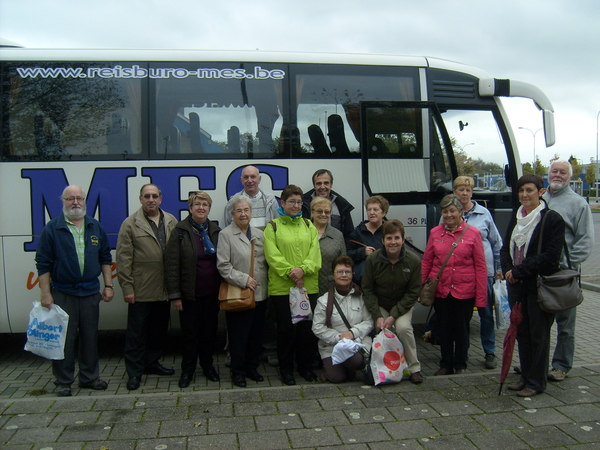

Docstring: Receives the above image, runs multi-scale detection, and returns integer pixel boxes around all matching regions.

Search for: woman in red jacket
[422,194,487,375]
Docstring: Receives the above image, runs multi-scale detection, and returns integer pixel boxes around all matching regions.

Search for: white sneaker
[548,368,567,381]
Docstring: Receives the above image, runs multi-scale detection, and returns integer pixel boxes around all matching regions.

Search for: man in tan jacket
[117,184,177,390]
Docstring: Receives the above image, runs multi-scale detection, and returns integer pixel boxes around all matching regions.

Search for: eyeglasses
[313,209,331,215]
[335,270,353,276]
[233,208,251,215]
[285,200,303,206]
[63,197,85,203]
[142,193,160,199]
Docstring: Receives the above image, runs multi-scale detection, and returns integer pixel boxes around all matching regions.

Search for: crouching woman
[312,256,373,383]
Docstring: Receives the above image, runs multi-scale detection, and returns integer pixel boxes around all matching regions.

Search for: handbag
[535,214,583,313]
[419,224,470,306]
[219,240,256,312]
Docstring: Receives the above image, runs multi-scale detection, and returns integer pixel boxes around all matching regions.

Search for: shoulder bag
[536,213,583,313]
[418,224,470,306]
[219,240,256,312]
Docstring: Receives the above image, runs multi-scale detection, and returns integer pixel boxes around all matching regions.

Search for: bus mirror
[543,110,555,147]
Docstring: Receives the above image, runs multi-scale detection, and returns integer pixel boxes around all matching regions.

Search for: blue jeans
[551,306,577,372]
[477,277,496,355]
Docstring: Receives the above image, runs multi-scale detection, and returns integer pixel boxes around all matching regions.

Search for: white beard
[550,181,568,191]
[63,204,86,221]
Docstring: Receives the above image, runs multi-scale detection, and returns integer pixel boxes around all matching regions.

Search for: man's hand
[124,294,136,304]
[172,299,183,311]
[102,287,114,302]
[41,292,54,309]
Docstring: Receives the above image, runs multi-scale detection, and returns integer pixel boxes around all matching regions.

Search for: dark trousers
[178,295,219,375]
[509,283,554,392]
[226,300,267,375]
[124,300,170,378]
[271,293,319,375]
[322,353,365,383]
[434,295,475,371]
[51,288,101,386]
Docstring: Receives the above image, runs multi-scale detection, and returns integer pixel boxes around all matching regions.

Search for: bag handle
[431,223,470,281]
[249,239,255,278]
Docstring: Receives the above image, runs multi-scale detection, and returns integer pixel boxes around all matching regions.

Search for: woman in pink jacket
[422,194,487,375]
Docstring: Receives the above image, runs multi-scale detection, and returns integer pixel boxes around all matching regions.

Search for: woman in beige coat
[217,194,268,387]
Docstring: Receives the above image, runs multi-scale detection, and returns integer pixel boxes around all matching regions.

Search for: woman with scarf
[166,191,221,388]
[500,174,565,397]
[312,256,373,383]
[264,184,322,386]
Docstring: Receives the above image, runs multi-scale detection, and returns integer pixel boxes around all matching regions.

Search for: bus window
[362,103,451,195]
[1,62,142,160]
[439,108,515,235]
[151,63,285,159]
[292,65,419,158]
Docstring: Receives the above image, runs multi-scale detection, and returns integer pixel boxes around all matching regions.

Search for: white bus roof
[0,48,492,79]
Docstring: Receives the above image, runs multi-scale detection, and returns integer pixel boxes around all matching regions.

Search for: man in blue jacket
[35,185,114,397]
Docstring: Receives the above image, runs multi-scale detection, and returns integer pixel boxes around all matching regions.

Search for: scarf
[509,201,545,262]
[277,205,303,219]
[189,216,216,255]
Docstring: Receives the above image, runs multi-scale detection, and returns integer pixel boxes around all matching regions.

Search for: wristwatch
[105,285,114,289]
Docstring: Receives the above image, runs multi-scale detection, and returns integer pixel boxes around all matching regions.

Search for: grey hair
[440,194,462,211]
[229,194,252,214]
[60,185,86,201]
[549,159,573,178]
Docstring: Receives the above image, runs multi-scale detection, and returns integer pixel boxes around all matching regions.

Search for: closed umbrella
[498,302,523,395]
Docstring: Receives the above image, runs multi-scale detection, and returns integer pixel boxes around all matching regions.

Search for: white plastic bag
[331,338,360,365]
[367,329,407,385]
[24,301,69,360]
[289,286,312,324]
[493,279,510,330]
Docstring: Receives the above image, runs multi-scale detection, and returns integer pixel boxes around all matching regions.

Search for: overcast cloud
[1,0,599,166]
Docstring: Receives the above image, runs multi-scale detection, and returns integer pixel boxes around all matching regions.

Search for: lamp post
[519,127,543,171]
[596,111,599,201]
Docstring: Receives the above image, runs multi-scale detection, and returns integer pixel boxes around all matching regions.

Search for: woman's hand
[246,276,258,291]
[172,299,183,311]
[289,267,304,285]
[494,271,504,280]
[365,246,376,257]
[339,331,354,340]
[505,270,517,284]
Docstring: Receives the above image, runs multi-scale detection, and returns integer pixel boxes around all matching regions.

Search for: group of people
[34,160,593,397]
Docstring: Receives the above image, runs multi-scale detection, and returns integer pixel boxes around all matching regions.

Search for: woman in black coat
[500,174,565,397]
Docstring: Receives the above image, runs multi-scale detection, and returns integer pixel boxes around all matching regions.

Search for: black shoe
[178,373,192,388]
[144,364,175,376]
[56,384,72,397]
[246,369,264,382]
[126,377,141,390]
[203,367,220,382]
[78,379,108,390]
[281,373,296,385]
[299,369,317,382]
[232,374,247,387]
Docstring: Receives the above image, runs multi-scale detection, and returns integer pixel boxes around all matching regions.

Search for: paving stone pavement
[2,290,600,449]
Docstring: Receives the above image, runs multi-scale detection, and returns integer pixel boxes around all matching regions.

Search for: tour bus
[0,48,555,332]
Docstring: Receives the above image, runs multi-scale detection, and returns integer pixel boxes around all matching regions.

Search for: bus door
[360,101,454,252]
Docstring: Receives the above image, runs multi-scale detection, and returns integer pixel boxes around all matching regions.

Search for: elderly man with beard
[35,185,114,397]
[542,160,594,382]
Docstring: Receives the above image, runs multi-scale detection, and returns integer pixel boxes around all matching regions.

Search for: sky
[1,0,599,168]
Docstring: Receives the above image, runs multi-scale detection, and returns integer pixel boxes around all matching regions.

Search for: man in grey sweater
[542,160,595,381]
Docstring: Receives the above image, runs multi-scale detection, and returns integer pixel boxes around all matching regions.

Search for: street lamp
[596,111,599,201]
[518,127,543,168]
